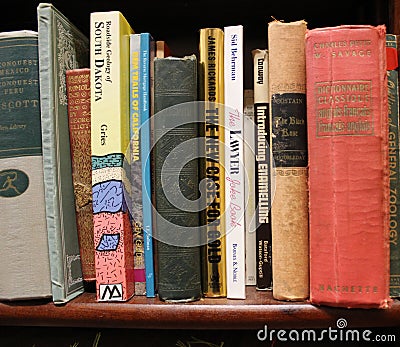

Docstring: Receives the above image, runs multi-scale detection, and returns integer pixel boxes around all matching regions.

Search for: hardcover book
[66,68,95,284]
[90,10,135,301]
[129,33,146,296]
[306,24,391,308]
[268,20,309,300]
[252,48,273,291]
[139,33,156,298]
[153,55,202,302]
[224,25,246,299]
[37,2,87,304]
[387,34,400,298]
[0,30,51,300]
[199,27,227,297]
[243,89,256,286]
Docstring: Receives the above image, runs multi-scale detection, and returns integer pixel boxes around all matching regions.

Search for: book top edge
[154,54,196,61]
[268,19,308,27]
[0,30,37,37]
[307,24,387,33]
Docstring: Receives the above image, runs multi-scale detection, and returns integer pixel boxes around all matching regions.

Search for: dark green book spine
[387,34,400,297]
[153,55,202,302]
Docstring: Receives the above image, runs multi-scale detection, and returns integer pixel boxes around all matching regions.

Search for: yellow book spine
[90,11,134,160]
[199,28,227,297]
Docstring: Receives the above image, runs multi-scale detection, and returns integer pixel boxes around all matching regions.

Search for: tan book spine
[199,28,227,297]
[268,20,309,301]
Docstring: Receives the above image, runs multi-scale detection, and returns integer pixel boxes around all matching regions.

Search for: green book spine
[153,55,202,302]
[37,3,89,304]
[0,31,51,300]
[387,33,400,297]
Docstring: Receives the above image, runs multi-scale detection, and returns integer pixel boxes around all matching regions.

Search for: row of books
[0,2,397,309]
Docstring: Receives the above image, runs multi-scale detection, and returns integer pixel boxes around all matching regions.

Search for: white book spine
[224,25,246,299]
[243,91,257,285]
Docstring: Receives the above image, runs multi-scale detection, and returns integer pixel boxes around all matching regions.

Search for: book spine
[268,20,309,300]
[153,55,202,302]
[140,33,156,298]
[90,11,135,301]
[0,32,51,300]
[66,68,96,283]
[252,49,273,291]
[306,24,390,308]
[387,34,400,298]
[38,3,87,304]
[224,25,245,299]
[243,89,257,286]
[129,34,146,295]
[199,28,227,297]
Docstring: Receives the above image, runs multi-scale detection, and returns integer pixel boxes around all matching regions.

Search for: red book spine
[66,68,96,282]
[306,25,391,308]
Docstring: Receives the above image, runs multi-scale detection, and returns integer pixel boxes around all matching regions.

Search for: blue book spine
[130,34,147,295]
[140,33,156,297]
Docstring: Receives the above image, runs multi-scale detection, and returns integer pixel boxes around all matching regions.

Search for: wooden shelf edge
[1,288,400,330]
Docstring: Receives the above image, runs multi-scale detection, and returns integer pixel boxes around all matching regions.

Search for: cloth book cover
[153,55,202,302]
[0,30,52,300]
[306,24,391,308]
[37,2,87,304]
[386,33,400,298]
[90,10,135,301]
[268,20,310,301]
[66,68,95,284]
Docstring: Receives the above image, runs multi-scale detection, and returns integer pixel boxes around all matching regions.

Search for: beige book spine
[268,20,309,301]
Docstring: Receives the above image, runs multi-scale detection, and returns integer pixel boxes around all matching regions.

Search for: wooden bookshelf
[0,287,399,330]
[1,0,400,341]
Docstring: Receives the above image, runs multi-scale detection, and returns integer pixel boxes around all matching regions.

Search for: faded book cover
[0,30,51,300]
[306,24,391,308]
[199,27,227,297]
[268,20,309,301]
[252,48,272,291]
[90,10,135,301]
[37,3,87,304]
[153,55,202,302]
[387,34,400,298]
[66,68,95,284]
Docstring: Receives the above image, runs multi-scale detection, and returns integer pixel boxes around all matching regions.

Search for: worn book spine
[90,10,135,301]
[153,55,202,302]
[224,25,245,299]
[0,30,51,300]
[199,27,227,297]
[252,49,272,291]
[37,3,87,304]
[243,89,256,286]
[140,33,156,298]
[268,20,309,301]
[306,24,391,308]
[387,34,400,298]
[66,68,95,284]
[129,33,146,295]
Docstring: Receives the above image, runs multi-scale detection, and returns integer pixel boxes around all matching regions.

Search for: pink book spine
[306,25,391,308]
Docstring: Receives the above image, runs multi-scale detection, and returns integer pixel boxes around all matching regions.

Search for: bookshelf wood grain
[1,287,400,330]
